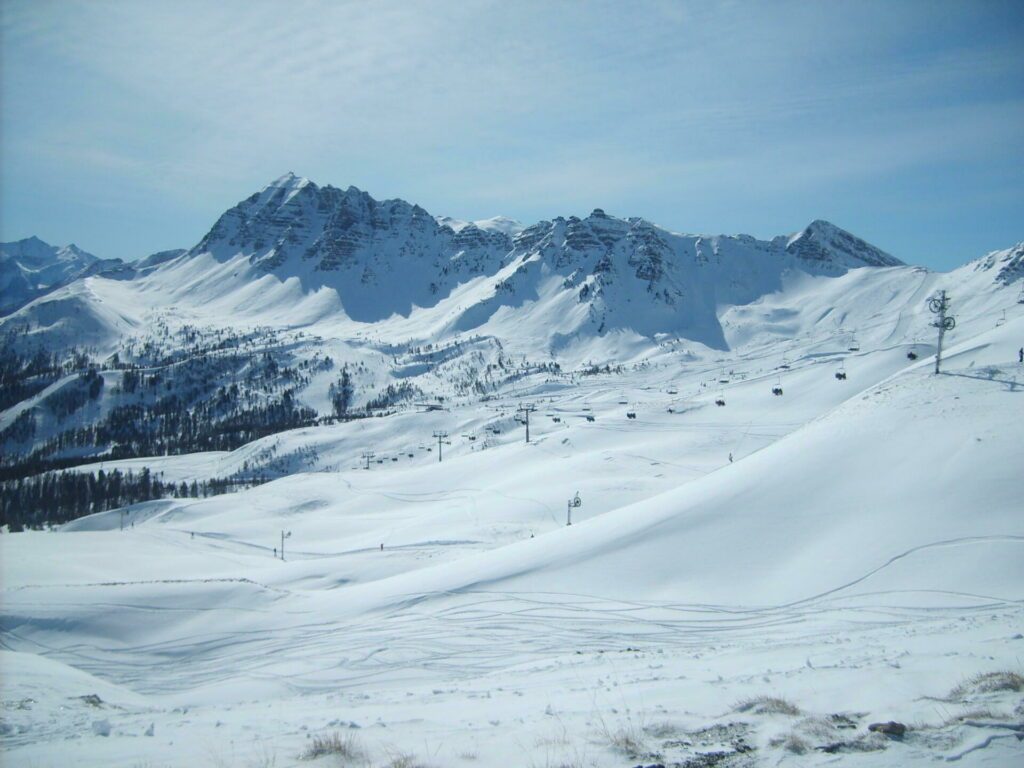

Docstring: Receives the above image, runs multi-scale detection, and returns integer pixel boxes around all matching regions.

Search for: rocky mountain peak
[785,219,903,269]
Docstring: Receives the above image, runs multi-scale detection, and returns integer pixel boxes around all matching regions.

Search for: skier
[1019,347,1023,363]
[728,452,733,463]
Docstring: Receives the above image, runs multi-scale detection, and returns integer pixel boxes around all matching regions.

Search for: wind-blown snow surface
[3,321,1024,766]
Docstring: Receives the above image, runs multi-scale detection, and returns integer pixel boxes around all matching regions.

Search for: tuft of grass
[642,720,681,738]
[382,755,431,768]
[769,733,810,754]
[605,726,646,756]
[594,709,652,759]
[301,731,366,762]
[950,671,1024,699]
[734,695,802,716]
[942,706,1003,725]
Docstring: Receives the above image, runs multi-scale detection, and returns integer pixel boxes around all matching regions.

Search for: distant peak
[786,219,902,268]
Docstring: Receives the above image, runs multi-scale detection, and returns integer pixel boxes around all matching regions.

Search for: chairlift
[715,390,726,406]
[906,350,918,360]
[848,333,860,352]
[835,363,847,381]
[618,400,628,405]
[626,411,637,419]
[585,414,595,422]
[996,310,1007,327]
[667,388,678,395]
[552,416,561,423]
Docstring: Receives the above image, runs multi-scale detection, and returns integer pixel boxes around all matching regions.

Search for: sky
[1,0,1022,270]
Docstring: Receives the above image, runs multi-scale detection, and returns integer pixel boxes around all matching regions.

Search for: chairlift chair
[835,363,847,381]
[626,411,637,419]
[715,390,726,406]
[585,415,595,422]
[906,350,918,360]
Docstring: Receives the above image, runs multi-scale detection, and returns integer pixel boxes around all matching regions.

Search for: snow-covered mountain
[180,174,908,342]
[1,173,1020,477]
[0,237,125,315]
[2,175,1023,768]
[4,174,913,348]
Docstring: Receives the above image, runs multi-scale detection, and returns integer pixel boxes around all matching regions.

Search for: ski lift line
[732,420,755,455]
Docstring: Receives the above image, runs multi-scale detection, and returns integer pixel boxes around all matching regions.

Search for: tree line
[0,467,268,531]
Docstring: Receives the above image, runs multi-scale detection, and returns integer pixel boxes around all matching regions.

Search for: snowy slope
[3,317,1024,766]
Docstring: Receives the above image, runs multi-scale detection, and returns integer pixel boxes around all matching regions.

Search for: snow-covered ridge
[0,236,126,316]
[113,174,927,344]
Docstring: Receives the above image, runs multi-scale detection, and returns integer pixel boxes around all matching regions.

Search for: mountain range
[1,173,1021,479]
[10,171,1010,354]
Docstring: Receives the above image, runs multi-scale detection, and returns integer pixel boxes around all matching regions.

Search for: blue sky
[1,0,1021,270]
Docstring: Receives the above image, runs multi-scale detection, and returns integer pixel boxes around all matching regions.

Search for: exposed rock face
[784,219,903,271]
[178,173,919,340]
